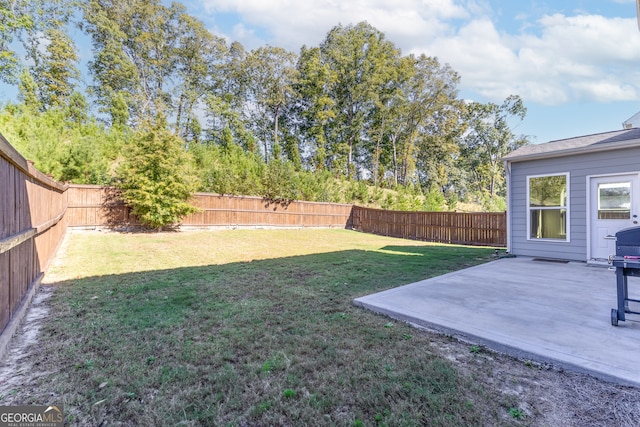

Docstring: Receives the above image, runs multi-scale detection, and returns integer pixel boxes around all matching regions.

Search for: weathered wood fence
[0,134,68,336]
[64,187,505,246]
[351,206,506,247]
[66,185,354,229]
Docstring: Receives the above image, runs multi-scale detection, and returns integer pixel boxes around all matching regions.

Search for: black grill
[610,226,640,325]
[615,226,640,257]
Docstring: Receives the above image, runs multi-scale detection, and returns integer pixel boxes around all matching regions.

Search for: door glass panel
[598,182,630,219]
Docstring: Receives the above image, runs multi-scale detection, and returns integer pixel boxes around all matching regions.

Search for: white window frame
[526,172,570,242]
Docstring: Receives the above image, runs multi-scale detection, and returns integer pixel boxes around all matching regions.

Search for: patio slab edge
[353,297,640,389]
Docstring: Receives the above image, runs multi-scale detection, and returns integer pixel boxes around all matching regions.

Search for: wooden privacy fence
[66,185,354,229]
[66,186,505,246]
[351,206,506,247]
[186,193,353,228]
[0,134,68,336]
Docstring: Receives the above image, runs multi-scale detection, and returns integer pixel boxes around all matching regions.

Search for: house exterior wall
[507,146,640,261]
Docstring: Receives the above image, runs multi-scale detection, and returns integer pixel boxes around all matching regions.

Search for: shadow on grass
[31,246,504,426]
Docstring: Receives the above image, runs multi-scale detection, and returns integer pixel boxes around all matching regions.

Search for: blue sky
[185,0,640,144]
[4,0,640,144]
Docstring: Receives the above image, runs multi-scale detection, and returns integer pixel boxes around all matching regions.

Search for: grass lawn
[16,229,513,425]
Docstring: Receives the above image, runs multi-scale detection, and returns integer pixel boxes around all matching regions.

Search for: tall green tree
[0,0,32,83]
[242,45,298,162]
[367,54,463,188]
[173,12,227,140]
[203,41,260,152]
[462,94,529,201]
[314,21,400,177]
[403,56,463,189]
[216,41,248,107]
[366,55,405,187]
[16,0,79,110]
[83,0,183,124]
[204,92,256,152]
[32,27,80,109]
[410,56,465,192]
[83,0,138,125]
[294,45,336,170]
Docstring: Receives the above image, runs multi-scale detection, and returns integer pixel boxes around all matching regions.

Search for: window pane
[529,175,566,207]
[530,209,567,239]
[598,182,630,220]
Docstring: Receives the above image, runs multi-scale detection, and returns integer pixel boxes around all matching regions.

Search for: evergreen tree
[117,121,199,229]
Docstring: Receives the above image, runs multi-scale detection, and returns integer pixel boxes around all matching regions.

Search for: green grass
[21,229,512,425]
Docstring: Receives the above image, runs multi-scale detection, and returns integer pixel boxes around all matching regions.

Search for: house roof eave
[503,138,640,163]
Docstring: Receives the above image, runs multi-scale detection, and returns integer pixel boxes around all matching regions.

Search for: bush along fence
[350,206,506,247]
[0,134,68,339]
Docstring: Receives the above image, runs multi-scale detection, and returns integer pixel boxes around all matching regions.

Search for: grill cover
[616,226,640,257]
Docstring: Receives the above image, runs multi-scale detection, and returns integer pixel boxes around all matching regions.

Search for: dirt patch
[429,337,640,426]
[0,232,71,403]
[0,286,54,401]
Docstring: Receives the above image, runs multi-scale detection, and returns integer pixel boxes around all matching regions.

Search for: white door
[590,174,640,261]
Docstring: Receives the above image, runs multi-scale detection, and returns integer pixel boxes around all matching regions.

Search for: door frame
[586,172,640,262]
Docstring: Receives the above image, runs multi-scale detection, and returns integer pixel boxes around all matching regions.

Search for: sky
[3,0,640,145]
[177,0,640,144]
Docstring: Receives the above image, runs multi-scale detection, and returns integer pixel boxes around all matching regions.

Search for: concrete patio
[354,256,640,388]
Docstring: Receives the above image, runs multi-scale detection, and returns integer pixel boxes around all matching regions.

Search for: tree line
[0,0,529,226]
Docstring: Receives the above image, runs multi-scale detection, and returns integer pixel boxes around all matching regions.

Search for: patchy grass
[12,229,515,425]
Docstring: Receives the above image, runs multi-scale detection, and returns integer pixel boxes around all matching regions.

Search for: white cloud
[569,80,638,102]
[197,0,640,106]
[424,12,640,105]
[229,23,263,48]
[201,0,467,51]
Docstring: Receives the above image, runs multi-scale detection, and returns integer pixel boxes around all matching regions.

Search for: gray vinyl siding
[508,146,640,261]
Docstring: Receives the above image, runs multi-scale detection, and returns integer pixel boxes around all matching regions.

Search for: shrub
[423,186,445,211]
[117,122,199,229]
[297,169,341,203]
[193,143,265,196]
[346,180,369,204]
[262,157,300,202]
